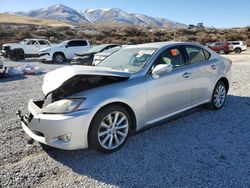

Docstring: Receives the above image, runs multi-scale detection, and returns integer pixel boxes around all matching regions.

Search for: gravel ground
[0,56,250,188]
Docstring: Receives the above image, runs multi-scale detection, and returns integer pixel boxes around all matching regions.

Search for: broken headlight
[42,98,84,114]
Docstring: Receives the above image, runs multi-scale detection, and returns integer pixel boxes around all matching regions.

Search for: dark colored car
[71,44,119,65]
[207,42,234,54]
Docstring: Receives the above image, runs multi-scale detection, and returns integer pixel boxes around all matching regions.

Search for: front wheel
[53,53,65,64]
[209,81,227,110]
[88,105,131,154]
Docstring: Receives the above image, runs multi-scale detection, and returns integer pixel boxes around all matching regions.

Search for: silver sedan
[18,42,232,153]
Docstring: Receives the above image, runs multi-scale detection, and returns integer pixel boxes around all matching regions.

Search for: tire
[234,48,241,54]
[219,49,225,54]
[53,53,65,64]
[209,81,227,110]
[88,105,131,154]
[10,49,25,61]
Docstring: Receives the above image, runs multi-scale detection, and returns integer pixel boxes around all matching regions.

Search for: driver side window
[153,47,185,69]
[27,40,38,45]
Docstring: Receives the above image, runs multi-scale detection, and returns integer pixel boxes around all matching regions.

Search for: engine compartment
[50,75,128,101]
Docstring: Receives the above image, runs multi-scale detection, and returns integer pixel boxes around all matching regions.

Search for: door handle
[183,72,191,78]
[211,64,217,70]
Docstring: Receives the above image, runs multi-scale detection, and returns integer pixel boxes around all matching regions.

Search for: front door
[146,47,192,122]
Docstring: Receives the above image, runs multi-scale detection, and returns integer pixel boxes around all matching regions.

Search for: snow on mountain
[81,8,142,25]
[9,4,187,28]
[81,8,186,28]
[24,4,89,23]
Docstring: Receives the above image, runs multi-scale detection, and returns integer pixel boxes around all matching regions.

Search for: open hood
[42,65,131,96]
[75,51,97,57]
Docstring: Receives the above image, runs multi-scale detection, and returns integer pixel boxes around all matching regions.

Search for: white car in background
[92,45,124,66]
[39,39,90,63]
[228,41,247,54]
[1,39,51,61]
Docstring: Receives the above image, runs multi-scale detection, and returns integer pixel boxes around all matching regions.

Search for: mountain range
[9,4,186,29]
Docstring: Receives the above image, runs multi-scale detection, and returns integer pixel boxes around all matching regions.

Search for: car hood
[75,51,97,56]
[42,65,131,96]
[95,52,111,57]
[3,43,19,47]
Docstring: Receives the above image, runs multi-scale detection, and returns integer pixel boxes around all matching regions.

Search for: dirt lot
[222,47,250,63]
[0,51,250,187]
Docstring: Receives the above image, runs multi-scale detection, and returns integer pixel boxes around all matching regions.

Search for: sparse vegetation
[0,22,249,47]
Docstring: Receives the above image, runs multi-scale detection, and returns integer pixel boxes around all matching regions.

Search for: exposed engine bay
[46,75,128,103]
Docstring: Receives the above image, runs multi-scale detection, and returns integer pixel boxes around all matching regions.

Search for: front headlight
[42,98,84,114]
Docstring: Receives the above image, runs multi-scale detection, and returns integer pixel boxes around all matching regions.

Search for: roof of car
[124,41,202,49]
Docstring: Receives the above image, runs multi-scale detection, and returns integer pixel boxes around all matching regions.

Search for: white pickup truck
[1,39,51,61]
[39,39,91,64]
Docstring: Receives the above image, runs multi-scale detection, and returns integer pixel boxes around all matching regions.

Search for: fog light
[58,133,71,143]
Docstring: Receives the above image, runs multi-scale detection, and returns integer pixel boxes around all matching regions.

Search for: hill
[10,4,187,29]
[0,13,74,27]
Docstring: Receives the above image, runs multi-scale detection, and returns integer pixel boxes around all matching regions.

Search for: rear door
[77,40,90,53]
[25,40,40,54]
[146,46,192,121]
[38,40,50,50]
[184,45,218,104]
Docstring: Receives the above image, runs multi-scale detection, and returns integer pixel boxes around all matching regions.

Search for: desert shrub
[65,30,75,36]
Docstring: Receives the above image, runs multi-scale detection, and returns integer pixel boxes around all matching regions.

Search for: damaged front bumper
[39,54,52,62]
[17,99,95,150]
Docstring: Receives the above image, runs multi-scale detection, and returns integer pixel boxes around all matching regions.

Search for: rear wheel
[234,48,241,54]
[209,81,227,110]
[53,53,65,64]
[219,49,225,54]
[88,105,131,154]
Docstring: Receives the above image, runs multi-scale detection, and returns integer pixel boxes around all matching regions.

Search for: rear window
[68,40,88,47]
[185,46,210,64]
[38,40,49,45]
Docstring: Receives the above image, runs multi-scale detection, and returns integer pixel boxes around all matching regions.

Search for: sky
[0,0,249,28]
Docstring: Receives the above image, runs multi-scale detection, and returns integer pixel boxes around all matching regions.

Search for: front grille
[3,46,10,51]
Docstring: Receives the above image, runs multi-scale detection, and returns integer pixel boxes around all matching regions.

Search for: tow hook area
[16,110,34,144]
[16,110,33,125]
[16,110,24,120]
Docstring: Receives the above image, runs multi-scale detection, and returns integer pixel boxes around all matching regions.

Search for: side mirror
[152,64,172,76]
[65,44,68,48]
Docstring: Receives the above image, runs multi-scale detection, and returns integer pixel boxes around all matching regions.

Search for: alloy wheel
[55,54,64,63]
[213,85,226,108]
[98,111,129,150]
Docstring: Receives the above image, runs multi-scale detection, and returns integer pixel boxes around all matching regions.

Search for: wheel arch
[89,102,137,135]
[217,77,229,93]
[53,51,66,58]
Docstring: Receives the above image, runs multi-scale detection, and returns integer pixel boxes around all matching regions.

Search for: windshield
[59,41,67,45]
[88,45,110,53]
[98,47,156,73]
[104,46,121,54]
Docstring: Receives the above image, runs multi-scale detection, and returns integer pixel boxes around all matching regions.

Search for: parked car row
[206,41,247,54]
[1,39,122,65]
